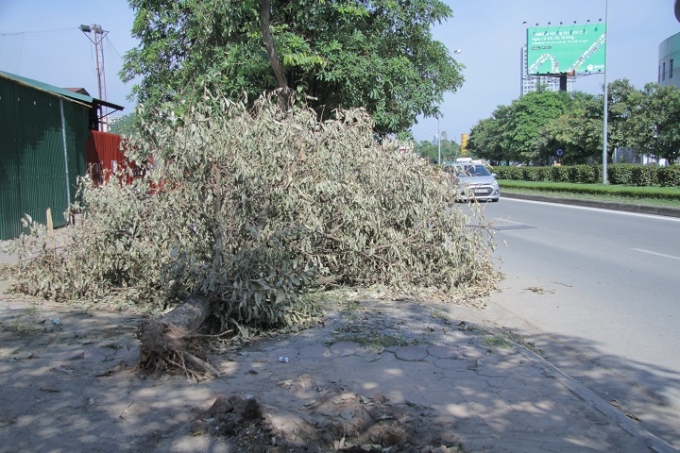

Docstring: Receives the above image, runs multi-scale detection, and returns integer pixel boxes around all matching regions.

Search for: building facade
[0,71,124,240]
[659,32,680,89]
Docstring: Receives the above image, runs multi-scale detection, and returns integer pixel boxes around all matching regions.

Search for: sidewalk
[1,226,679,451]
[0,241,17,267]
[1,274,678,451]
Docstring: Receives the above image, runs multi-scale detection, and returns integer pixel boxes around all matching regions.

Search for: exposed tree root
[136,294,217,377]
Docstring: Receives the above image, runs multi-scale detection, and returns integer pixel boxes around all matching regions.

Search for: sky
[1,1,678,143]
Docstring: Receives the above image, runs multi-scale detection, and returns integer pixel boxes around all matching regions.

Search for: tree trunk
[260,0,290,110]
[260,0,287,90]
[137,294,217,376]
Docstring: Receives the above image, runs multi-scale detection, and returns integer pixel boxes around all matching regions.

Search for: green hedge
[497,180,680,201]
[658,166,680,187]
[493,164,680,187]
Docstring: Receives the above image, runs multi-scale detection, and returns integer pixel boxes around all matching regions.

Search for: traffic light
[460,133,469,156]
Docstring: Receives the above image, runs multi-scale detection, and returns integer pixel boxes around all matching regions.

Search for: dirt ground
[0,288,467,453]
[0,278,658,453]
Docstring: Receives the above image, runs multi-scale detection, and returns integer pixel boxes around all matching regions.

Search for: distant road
[479,198,680,448]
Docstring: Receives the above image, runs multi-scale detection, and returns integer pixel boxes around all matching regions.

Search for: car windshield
[456,165,491,177]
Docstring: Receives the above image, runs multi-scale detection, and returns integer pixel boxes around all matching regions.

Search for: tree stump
[137,294,219,377]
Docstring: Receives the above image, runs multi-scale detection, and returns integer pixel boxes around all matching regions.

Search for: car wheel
[491,198,499,202]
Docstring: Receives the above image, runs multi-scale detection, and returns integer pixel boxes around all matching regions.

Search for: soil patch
[0,289,653,453]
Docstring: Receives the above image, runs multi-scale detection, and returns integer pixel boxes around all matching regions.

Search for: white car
[446,163,501,202]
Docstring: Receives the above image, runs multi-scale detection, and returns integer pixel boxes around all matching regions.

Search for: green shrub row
[497,180,680,201]
[493,164,680,187]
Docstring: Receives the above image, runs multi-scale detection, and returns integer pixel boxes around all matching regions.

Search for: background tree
[109,112,140,137]
[439,137,461,163]
[624,83,680,164]
[121,0,464,135]
[467,80,654,166]
[607,79,639,163]
[537,92,603,165]
[414,134,460,164]
[468,105,512,165]
[415,139,438,164]
[505,91,569,164]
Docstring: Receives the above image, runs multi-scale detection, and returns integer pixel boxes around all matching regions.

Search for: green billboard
[527,23,606,75]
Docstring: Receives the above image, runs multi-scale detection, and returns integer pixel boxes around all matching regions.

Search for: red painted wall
[85,131,138,185]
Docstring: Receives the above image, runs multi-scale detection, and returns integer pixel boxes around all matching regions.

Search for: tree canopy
[414,133,460,164]
[121,0,464,135]
[468,81,680,166]
[623,83,680,164]
[109,113,140,137]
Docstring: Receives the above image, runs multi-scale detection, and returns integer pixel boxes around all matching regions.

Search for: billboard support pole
[602,0,609,184]
[559,73,568,92]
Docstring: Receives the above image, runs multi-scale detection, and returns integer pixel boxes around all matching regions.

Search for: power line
[0,27,75,36]
[105,35,123,60]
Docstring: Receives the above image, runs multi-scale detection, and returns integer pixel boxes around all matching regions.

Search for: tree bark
[260,0,288,91]
[158,294,212,332]
[260,0,291,112]
[137,294,216,376]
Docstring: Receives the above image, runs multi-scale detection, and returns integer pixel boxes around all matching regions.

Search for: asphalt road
[477,198,680,448]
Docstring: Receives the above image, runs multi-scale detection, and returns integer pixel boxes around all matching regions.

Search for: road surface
[477,198,680,448]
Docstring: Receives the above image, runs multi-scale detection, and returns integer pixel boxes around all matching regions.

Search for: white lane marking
[503,198,680,223]
[632,248,680,261]
[490,217,523,225]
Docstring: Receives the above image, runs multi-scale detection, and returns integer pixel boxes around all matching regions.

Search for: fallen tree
[10,91,499,375]
[136,294,222,377]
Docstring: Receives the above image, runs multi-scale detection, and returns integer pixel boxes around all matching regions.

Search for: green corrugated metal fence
[0,76,89,240]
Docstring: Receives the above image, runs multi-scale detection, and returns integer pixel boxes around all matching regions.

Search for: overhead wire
[0,27,75,36]
[105,35,123,60]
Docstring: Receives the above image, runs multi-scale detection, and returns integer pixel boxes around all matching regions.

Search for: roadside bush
[567,165,598,184]
[550,165,569,183]
[593,165,603,184]
[493,166,521,180]
[521,166,537,181]
[658,166,680,187]
[534,166,552,182]
[497,163,678,187]
[608,164,635,185]
[631,165,657,186]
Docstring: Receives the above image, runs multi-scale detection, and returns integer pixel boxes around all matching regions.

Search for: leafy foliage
[109,113,140,137]
[623,83,680,164]
[538,92,603,165]
[467,106,513,165]
[469,80,680,166]
[494,163,680,188]
[120,0,464,136]
[414,135,460,164]
[11,93,498,335]
[505,91,569,164]
[496,179,680,201]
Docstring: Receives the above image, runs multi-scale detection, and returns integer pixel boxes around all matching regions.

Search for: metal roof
[0,69,124,112]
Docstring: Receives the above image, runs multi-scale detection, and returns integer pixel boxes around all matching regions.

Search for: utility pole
[80,24,108,131]
[602,0,609,183]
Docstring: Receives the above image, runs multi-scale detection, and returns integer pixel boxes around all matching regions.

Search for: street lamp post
[602,0,609,184]
[80,24,109,131]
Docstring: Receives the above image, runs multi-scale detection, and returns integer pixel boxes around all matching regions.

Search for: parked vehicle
[445,160,501,202]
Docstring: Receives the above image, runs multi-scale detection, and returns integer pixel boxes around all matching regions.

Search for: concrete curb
[503,192,680,218]
[514,345,680,453]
